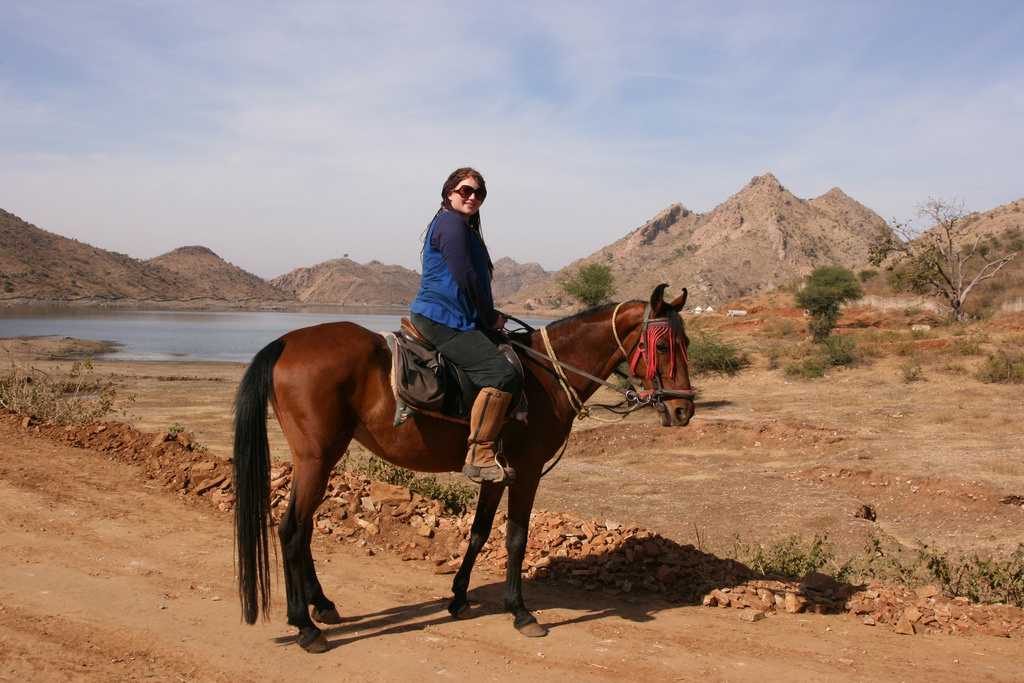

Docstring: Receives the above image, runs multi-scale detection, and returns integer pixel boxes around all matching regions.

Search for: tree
[870,199,1019,322]
[795,266,863,341]
[559,263,615,307]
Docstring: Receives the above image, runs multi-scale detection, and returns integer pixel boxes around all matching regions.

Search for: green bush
[559,263,615,307]
[858,269,878,283]
[688,332,750,376]
[348,455,477,514]
[821,335,858,366]
[976,350,1024,384]
[795,267,863,341]
[736,534,837,579]
[784,357,826,379]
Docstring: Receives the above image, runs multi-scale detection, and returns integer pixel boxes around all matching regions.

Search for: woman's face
[448,176,485,217]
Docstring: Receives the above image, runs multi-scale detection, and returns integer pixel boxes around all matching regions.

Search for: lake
[0,309,550,362]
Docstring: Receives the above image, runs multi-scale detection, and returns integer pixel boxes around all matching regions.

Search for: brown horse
[233,284,695,653]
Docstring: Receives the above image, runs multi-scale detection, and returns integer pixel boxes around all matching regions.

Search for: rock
[894,614,917,635]
[853,504,877,521]
[702,594,718,607]
[370,482,412,505]
[21,417,32,429]
[903,606,923,623]
[862,615,876,626]
[417,525,434,538]
[784,593,806,614]
[361,496,377,514]
[739,610,766,622]
[915,584,940,599]
[150,432,169,449]
[175,431,192,448]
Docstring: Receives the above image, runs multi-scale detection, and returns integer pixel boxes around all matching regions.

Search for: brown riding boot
[463,387,514,484]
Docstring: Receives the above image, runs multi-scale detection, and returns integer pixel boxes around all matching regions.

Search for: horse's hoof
[448,598,471,619]
[515,620,548,638]
[312,606,342,624]
[298,629,329,653]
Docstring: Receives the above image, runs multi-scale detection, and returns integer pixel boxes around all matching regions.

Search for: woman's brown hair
[427,167,492,272]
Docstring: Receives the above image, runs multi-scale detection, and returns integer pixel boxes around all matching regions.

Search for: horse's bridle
[611,301,695,404]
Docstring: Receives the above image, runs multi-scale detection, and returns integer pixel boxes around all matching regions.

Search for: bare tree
[870,199,1018,321]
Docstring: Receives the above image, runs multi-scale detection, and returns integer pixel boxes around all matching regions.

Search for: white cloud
[1,2,1021,277]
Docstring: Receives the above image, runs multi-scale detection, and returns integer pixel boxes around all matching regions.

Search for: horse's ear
[669,287,688,310]
[649,283,669,317]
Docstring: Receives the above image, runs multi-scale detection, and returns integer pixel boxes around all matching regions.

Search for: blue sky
[2,1,1022,277]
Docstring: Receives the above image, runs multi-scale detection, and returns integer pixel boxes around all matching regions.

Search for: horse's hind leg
[278,434,351,653]
[449,482,504,618]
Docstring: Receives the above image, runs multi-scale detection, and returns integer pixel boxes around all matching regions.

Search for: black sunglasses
[452,185,486,200]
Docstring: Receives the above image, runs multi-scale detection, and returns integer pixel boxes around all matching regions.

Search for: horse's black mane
[543,300,643,332]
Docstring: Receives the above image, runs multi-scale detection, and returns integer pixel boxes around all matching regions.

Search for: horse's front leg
[448,481,504,618]
[504,470,547,637]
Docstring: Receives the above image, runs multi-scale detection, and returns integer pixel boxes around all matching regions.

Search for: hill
[146,246,293,302]
[271,258,421,306]
[0,209,195,304]
[491,257,552,301]
[0,209,292,307]
[509,173,892,312]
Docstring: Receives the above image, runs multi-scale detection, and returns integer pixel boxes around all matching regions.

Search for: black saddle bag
[392,332,447,413]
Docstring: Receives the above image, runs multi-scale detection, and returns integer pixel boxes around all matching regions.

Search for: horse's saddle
[385,318,527,427]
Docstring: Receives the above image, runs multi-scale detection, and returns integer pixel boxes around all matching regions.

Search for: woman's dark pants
[411,313,520,397]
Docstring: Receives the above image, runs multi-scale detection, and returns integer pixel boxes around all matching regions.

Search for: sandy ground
[3,418,1024,682]
[1,334,1023,680]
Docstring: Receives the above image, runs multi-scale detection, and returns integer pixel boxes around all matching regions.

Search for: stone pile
[7,412,1024,639]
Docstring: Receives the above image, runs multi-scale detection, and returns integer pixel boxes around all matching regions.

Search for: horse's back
[274,321,387,387]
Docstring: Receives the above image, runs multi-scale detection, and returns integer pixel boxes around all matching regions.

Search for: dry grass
[0,359,134,425]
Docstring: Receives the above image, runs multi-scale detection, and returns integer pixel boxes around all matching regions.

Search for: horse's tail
[233,338,285,625]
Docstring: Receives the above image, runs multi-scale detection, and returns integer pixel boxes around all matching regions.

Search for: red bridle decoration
[629,320,688,380]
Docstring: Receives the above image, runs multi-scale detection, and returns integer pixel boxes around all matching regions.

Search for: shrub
[688,332,750,376]
[0,359,133,425]
[763,319,798,339]
[858,269,878,283]
[736,534,837,579]
[347,455,477,514]
[900,359,925,383]
[821,335,858,366]
[795,267,863,341]
[784,357,826,379]
[976,350,1024,384]
[559,263,615,307]
[951,335,985,356]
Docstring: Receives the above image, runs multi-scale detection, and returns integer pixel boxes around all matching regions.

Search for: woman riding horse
[232,175,696,653]
[409,167,519,484]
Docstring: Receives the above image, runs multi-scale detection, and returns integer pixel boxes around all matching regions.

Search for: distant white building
[726,309,748,317]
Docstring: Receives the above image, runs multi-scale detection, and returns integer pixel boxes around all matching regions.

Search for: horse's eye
[656,342,668,351]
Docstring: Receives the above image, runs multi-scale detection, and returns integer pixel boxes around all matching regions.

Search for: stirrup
[463,454,516,485]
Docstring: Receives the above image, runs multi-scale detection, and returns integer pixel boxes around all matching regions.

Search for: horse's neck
[542,307,634,403]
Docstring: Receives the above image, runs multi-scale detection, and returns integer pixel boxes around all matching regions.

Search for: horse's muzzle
[658,400,693,427]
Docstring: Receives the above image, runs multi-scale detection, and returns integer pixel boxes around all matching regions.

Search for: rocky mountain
[0,209,293,306]
[271,258,421,306]
[146,246,292,302]
[510,173,893,311]
[491,257,552,302]
[959,198,1024,241]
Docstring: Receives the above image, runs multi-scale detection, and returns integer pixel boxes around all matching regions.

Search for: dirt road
[1,421,1021,682]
